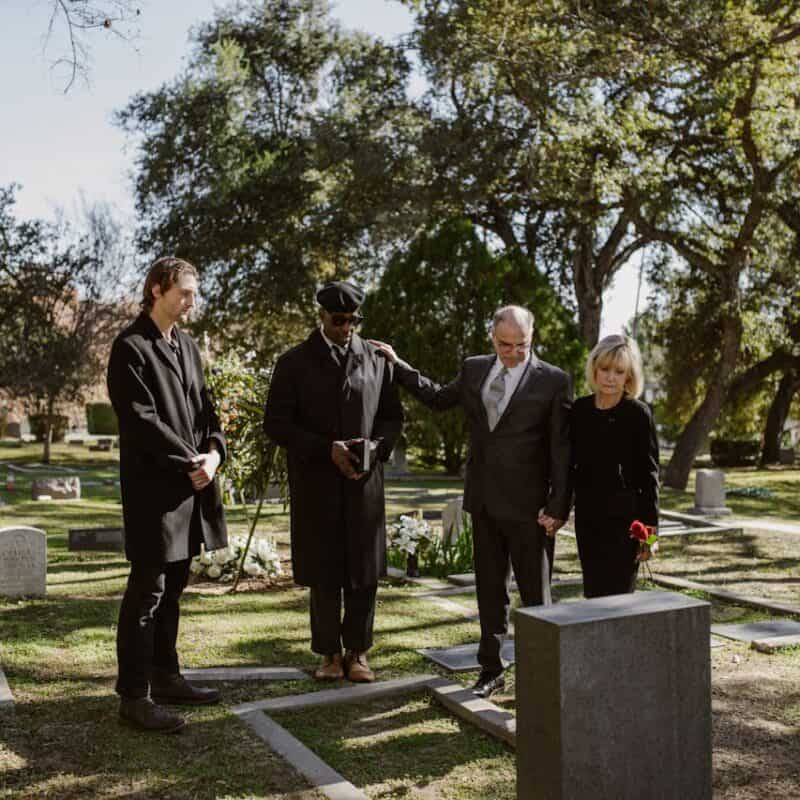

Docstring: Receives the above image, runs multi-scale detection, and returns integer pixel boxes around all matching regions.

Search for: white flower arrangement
[387,513,433,556]
[190,534,283,582]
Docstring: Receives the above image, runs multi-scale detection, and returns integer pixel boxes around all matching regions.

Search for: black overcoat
[107,313,228,564]
[263,330,403,588]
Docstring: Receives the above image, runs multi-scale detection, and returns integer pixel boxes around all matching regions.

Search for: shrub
[709,438,760,467]
[86,402,119,435]
[28,414,69,443]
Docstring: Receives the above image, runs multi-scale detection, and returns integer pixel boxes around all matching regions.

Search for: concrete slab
[650,573,800,616]
[429,678,516,747]
[232,674,439,716]
[418,640,516,672]
[750,634,800,653]
[386,566,451,591]
[239,710,368,800]
[711,619,800,643]
[183,666,306,682]
[710,636,727,649]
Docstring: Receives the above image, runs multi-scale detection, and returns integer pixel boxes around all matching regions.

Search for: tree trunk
[43,396,55,465]
[572,227,603,348]
[760,370,800,465]
[663,312,743,489]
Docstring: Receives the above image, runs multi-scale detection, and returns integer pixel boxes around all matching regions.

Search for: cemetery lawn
[0,442,799,798]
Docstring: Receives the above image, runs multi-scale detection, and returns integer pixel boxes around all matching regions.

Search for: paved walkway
[726,516,800,535]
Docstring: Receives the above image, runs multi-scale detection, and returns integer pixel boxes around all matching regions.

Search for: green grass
[1,442,800,799]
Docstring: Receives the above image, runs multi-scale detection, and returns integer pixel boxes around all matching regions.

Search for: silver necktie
[485,367,508,430]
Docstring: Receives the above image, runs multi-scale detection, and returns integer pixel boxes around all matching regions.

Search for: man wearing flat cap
[263,281,403,682]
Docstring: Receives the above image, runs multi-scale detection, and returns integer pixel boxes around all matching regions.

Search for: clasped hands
[189,448,221,491]
[538,510,565,538]
[332,439,367,480]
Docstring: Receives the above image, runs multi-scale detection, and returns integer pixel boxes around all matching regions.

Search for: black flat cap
[316,281,365,312]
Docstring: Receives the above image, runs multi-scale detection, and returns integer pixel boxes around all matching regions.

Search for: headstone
[689,469,731,515]
[441,496,464,544]
[68,527,125,552]
[778,447,795,465]
[5,421,20,438]
[31,476,80,500]
[0,527,47,598]
[89,439,112,452]
[387,439,409,475]
[515,591,712,800]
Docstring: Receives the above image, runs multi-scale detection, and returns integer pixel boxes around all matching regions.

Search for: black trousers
[576,514,640,598]
[115,559,191,698]
[472,509,554,676]
[309,584,377,655]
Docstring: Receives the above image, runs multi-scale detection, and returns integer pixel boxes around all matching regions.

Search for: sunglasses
[330,313,364,327]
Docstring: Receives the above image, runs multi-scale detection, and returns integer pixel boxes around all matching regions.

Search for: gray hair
[585,334,645,398]
[490,305,535,334]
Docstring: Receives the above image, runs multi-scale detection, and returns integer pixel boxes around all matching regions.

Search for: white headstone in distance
[0,527,47,598]
[689,469,731,516]
[441,496,464,544]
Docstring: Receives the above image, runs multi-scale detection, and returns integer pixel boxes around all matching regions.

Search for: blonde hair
[585,335,644,398]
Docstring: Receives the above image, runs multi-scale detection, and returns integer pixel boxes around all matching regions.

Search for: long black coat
[263,330,403,588]
[107,313,228,564]
[395,355,572,522]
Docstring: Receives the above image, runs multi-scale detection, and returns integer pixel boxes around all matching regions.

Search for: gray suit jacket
[395,354,572,523]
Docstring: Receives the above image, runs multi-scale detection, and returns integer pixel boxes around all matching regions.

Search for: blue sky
[1,0,642,334]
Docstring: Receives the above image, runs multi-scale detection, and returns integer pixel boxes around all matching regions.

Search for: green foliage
[28,414,69,443]
[85,402,118,435]
[710,439,761,467]
[204,349,287,590]
[421,512,474,578]
[204,350,285,502]
[0,186,127,461]
[363,219,585,472]
[118,0,419,359]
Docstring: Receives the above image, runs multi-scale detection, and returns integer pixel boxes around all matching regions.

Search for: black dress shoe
[150,673,221,706]
[119,697,186,733]
[472,672,505,699]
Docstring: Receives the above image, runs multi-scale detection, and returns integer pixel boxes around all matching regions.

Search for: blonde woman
[570,335,659,597]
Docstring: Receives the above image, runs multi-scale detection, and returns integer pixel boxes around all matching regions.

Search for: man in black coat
[107,257,228,733]
[371,305,572,698]
[263,281,403,683]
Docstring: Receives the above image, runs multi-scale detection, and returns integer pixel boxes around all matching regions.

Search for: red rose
[629,520,649,542]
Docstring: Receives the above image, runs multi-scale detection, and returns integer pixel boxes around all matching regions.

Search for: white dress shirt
[481,354,530,419]
[319,327,348,365]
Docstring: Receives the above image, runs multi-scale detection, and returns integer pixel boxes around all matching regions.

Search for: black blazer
[107,313,227,564]
[263,330,403,588]
[395,354,572,522]
[570,394,659,526]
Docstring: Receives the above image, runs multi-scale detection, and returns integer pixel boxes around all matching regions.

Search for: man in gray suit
[370,305,571,698]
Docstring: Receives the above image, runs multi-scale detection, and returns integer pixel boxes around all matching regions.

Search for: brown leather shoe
[150,672,220,706]
[314,652,344,680]
[119,697,186,733]
[344,650,375,683]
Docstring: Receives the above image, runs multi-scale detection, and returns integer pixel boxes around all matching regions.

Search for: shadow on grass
[0,689,317,800]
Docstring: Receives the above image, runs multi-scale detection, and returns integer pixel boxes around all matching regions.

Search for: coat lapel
[494,354,542,430]
[472,355,496,430]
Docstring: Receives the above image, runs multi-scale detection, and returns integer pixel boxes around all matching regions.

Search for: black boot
[119,697,186,733]
[150,671,220,706]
